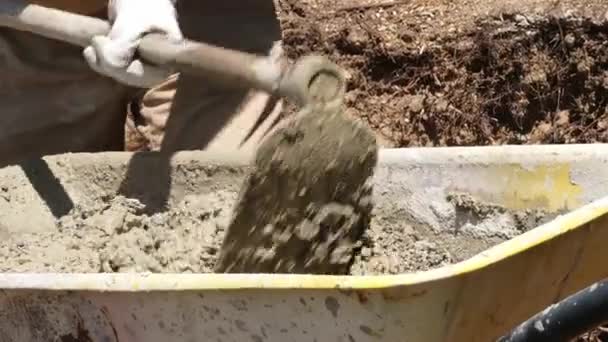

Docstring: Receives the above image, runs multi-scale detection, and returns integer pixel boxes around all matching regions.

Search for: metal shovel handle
[0,1,346,106]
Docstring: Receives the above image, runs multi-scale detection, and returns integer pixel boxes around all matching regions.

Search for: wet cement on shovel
[214,73,379,274]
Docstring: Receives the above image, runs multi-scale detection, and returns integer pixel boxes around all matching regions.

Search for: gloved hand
[83,0,183,88]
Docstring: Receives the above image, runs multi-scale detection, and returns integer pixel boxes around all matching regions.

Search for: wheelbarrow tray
[0,144,607,341]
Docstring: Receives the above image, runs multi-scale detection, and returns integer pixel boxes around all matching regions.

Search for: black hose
[497,278,608,342]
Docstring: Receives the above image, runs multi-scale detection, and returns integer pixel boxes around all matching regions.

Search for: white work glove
[83,0,183,88]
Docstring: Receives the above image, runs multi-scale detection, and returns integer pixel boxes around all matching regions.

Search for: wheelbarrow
[0,144,607,341]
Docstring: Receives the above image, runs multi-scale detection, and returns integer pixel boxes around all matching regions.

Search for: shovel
[0,2,379,275]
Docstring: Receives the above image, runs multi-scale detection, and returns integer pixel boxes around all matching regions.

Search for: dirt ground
[276,0,608,148]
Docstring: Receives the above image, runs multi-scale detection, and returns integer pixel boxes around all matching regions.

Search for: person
[0,0,285,168]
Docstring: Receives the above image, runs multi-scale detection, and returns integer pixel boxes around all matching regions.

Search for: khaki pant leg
[125,74,179,152]
[132,1,285,156]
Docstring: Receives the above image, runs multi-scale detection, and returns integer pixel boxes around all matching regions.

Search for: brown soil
[277,0,608,148]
